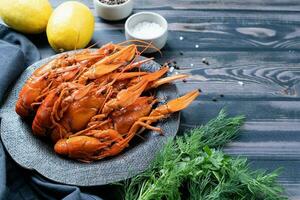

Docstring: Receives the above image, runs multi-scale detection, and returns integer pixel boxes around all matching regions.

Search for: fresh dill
[124,110,286,200]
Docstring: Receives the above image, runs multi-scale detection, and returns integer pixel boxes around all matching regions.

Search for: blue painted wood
[52,0,300,11]
[32,0,300,198]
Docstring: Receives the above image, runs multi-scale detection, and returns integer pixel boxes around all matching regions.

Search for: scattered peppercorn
[220,94,224,98]
[182,79,187,83]
[202,60,210,65]
[198,88,202,93]
[99,0,127,5]
[169,67,175,73]
[180,51,184,56]
[165,60,181,70]
[212,98,218,102]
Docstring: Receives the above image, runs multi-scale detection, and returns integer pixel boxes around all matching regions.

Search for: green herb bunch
[124,110,286,200]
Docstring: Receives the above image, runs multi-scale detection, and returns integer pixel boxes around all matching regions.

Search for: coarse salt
[169,66,174,73]
[131,21,164,39]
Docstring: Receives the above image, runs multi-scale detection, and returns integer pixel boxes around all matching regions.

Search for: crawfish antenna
[117,40,162,56]
[86,40,103,49]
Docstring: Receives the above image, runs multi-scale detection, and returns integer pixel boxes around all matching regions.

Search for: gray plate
[0,52,179,186]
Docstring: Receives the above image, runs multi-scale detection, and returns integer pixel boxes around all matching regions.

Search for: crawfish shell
[0,52,179,186]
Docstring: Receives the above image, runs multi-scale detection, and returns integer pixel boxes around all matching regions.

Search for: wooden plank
[22,27,300,59]
[92,9,300,29]
[91,9,300,51]
[284,184,300,200]
[134,0,300,11]
[50,0,300,11]
[161,51,300,96]
[50,0,92,7]
[179,100,300,146]
[25,8,300,51]
[179,101,300,124]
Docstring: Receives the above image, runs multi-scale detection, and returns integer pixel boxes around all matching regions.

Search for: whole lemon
[46,1,94,52]
[0,0,52,34]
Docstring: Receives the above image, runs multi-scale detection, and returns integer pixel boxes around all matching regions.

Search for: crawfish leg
[70,119,112,137]
[50,125,71,143]
[132,120,162,132]
[134,115,166,135]
[92,116,163,160]
[135,91,201,136]
[88,129,123,143]
[87,114,107,127]
[82,115,165,161]
[83,129,124,160]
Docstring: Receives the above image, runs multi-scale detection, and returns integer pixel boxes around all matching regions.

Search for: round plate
[0,52,179,186]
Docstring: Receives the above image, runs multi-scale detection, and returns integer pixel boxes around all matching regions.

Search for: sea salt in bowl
[125,12,168,53]
[93,0,133,21]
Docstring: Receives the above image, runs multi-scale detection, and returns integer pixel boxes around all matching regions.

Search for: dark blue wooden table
[28,0,300,198]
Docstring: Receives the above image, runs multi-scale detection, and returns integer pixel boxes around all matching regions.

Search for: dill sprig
[124,109,286,200]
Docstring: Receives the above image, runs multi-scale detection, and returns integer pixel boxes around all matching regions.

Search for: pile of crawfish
[15,42,200,162]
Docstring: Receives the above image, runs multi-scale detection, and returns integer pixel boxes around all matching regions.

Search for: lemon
[0,0,52,34]
[46,1,94,52]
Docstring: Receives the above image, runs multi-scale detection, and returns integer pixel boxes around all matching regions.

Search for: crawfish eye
[100,90,106,95]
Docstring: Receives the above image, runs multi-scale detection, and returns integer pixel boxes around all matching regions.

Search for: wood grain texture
[35,0,300,198]
[52,0,300,11]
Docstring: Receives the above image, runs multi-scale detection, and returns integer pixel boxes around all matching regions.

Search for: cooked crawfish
[15,41,199,162]
[32,82,94,139]
[15,43,118,117]
[78,44,137,84]
[32,71,155,143]
[54,90,200,162]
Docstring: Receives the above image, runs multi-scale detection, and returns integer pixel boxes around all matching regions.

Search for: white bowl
[125,12,168,53]
[93,0,133,21]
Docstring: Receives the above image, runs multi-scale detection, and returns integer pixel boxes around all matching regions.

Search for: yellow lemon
[46,1,94,52]
[0,0,52,34]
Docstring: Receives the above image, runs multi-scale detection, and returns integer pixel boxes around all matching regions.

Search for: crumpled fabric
[0,24,103,200]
